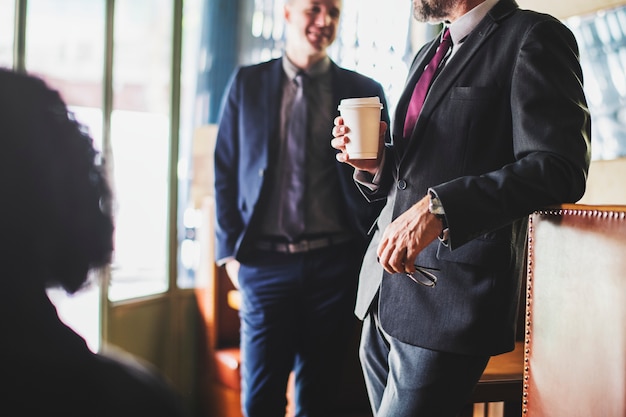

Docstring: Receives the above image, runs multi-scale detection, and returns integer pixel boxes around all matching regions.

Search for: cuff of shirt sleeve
[353,153,385,191]
[216,256,235,267]
[428,188,449,245]
[354,170,378,191]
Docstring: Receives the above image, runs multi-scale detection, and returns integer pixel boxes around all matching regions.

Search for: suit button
[397,180,407,190]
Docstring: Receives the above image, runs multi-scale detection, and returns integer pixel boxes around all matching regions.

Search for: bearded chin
[413,0,450,23]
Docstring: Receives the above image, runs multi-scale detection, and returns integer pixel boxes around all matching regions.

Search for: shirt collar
[282,55,331,80]
[446,0,499,45]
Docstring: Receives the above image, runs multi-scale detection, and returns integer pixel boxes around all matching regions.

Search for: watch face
[429,197,445,215]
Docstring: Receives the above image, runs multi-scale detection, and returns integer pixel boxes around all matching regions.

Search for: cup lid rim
[338,97,382,107]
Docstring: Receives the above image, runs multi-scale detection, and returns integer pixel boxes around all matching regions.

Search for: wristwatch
[428,190,449,242]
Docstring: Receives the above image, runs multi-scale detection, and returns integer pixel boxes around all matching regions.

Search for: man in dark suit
[331,0,591,415]
[213,0,389,415]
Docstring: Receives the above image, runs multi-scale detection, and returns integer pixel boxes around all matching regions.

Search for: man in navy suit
[213,0,389,415]
[332,0,591,415]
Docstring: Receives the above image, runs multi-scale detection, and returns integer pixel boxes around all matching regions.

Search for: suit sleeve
[432,19,591,249]
[213,70,243,261]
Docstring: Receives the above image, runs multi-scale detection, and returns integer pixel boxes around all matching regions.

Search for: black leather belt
[254,234,353,254]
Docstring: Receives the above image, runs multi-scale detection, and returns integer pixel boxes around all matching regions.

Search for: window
[176,0,206,288]
[9,0,202,350]
[565,5,626,161]
[23,0,106,351]
[330,0,414,115]
[23,0,175,302]
[106,0,174,301]
[0,0,14,67]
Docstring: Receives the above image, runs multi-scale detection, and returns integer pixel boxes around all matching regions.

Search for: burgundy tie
[403,29,452,139]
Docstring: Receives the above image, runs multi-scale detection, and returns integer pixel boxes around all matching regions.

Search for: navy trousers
[360,300,490,417]
[238,241,362,417]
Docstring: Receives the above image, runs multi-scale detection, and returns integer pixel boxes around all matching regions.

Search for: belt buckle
[287,240,309,253]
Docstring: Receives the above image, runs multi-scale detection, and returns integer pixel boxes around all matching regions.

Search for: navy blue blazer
[214,57,390,262]
[355,0,591,356]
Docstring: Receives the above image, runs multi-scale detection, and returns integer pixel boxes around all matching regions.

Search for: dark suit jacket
[355,0,591,356]
[214,57,390,262]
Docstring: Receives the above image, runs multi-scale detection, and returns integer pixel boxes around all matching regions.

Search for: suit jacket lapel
[420,0,519,119]
[393,38,440,141]
[414,21,496,124]
[261,58,286,162]
[388,38,440,161]
[331,62,355,116]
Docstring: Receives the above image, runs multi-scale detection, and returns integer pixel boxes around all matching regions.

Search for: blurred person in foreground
[0,68,187,417]
[331,0,591,415]
[213,0,389,415]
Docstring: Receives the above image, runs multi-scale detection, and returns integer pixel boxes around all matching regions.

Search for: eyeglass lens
[406,266,438,287]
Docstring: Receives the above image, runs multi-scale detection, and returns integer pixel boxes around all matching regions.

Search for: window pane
[25,0,105,148]
[177,0,206,288]
[108,0,173,301]
[0,0,14,68]
[565,5,626,161]
[24,0,106,351]
[330,0,413,115]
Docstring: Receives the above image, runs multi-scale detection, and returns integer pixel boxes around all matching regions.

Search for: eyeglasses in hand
[406,265,439,288]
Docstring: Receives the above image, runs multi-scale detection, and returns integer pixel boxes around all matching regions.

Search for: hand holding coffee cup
[337,97,384,160]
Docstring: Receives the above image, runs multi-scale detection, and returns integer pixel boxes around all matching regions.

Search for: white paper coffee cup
[338,97,383,159]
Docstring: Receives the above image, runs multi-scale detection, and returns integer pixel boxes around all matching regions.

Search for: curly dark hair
[0,69,114,293]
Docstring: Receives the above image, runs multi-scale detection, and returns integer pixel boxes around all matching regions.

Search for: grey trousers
[359,302,490,417]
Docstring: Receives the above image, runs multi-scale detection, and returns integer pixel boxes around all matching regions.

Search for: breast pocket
[450,86,495,101]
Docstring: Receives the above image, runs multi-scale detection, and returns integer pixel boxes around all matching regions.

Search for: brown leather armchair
[524,204,626,417]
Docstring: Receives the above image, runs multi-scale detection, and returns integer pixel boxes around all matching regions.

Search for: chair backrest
[524,204,626,417]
